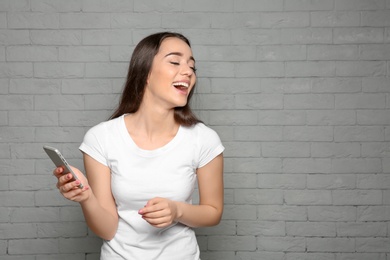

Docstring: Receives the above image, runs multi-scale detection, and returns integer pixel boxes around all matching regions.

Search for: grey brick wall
[1,0,389,259]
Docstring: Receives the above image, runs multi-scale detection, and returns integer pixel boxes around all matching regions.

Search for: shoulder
[83,115,123,143]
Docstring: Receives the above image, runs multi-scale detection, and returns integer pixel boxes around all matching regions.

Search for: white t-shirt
[79,114,225,260]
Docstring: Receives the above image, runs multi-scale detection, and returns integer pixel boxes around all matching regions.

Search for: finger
[53,167,64,178]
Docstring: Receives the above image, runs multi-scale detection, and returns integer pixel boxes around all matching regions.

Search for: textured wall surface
[1,0,390,259]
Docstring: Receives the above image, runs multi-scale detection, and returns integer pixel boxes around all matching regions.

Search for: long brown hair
[110,32,201,126]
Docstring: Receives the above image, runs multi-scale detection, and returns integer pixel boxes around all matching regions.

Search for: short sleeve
[79,123,108,166]
[196,124,225,169]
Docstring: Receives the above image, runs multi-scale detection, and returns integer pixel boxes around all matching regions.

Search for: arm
[79,153,119,240]
[139,153,224,228]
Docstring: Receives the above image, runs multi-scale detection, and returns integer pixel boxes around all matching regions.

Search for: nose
[181,63,194,76]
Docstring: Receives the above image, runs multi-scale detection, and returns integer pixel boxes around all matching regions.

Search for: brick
[235,62,284,77]
[223,142,260,158]
[209,110,258,126]
[308,45,358,60]
[337,222,387,237]
[258,236,306,252]
[333,190,382,205]
[34,62,84,78]
[362,77,390,93]
[286,253,335,260]
[9,111,58,126]
[284,0,333,10]
[235,189,283,204]
[336,94,386,109]
[258,111,306,125]
[59,236,101,253]
[357,174,390,189]
[232,29,280,45]
[258,174,306,189]
[196,220,236,236]
[195,45,256,61]
[237,220,285,236]
[307,110,356,126]
[0,62,33,77]
[261,12,309,28]
[286,61,335,77]
[360,44,390,60]
[356,238,390,252]
[334,28,384,44]
[134,0,181,12]
[312,78,362,93]
[0,29,30,45]
[59,46,109,62]
[311,11,360,27]
[183,0,233,12]
[336,253,387,260]
[257,45,306,61]
[211,78,261,94]
[59,111,110,127]
[34,95,84,110]
[357,206,390,221]
[0,223,37,239]
[234,126,283,141]
[222,205,257,220]
[224,173,257,188]
[335,0,385,10]
[285,190,332,205]
[84,0,134,12]
[232,158,283,173]
[10,79,61,94]
[307,174,356,189]
[286,222,336,237]
[31,0,82,12]
[361,11,390,26]
[281,28,332,44]
[235,94,283,109]
[336,61,386,77]
[307,238,355,252]
[234,0,283,11]
[59,13,110,29]
[0,95,33,110]
[284,94,334,109]
[8,239,59,255]
[162,13,210,29]
[83,29,133,45]
[0,0,29,11]
[257,205,307,221]
[283,126,333,141]
[237,252,285,260]
[0,127,34,143]
[31,30,82,45]
[358,110,390,125]
[308,206,357,221]
[334,126,384,142]
[10,207,60,222]
[262,142,310,158]
[208,236,256,251]
[211,13,261,29]
[35,127,85,143]
[8,13,59,29]
[311,142,361,158]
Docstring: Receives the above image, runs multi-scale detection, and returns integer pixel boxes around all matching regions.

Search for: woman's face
[144,37,197,110]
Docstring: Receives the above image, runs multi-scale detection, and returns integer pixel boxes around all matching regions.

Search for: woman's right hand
[53,166,90,203]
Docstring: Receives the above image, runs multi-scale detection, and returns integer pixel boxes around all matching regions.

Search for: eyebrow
[165,52,196,63]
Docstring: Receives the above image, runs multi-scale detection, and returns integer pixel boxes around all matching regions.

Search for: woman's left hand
[138,197,180,228]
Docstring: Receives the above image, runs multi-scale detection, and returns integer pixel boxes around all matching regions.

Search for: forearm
[80,193,118,240]
[175,201,223,228]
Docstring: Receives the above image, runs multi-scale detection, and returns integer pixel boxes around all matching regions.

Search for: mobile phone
[43,145,84,189]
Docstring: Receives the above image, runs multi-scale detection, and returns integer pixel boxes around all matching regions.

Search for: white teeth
[173,82,189,88]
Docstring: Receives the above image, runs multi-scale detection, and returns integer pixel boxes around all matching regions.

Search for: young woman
[53,32,224,259]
